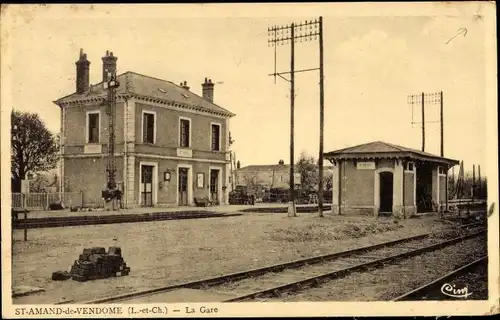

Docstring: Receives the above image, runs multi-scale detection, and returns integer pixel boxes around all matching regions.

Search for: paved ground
[11,211,455,304]
[21,203,324,219]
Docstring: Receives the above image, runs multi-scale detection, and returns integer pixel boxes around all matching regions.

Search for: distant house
[53,49,235,208]
[235,160,302,189]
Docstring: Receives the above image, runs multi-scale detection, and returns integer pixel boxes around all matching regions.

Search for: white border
[1,3,498,318]
[141,110,157,144]
[137,161,158,206]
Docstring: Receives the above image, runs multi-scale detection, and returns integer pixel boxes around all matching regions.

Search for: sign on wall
[356,161,376,170]
[177,148,192,158]
[197,173,205,188]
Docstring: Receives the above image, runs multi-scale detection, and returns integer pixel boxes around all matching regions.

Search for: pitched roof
[54,72,235,118]
[237,164,334,172]
[324,141,459,165]
[237,164,291,172]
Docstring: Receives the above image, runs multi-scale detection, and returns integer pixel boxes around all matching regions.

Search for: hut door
[178,168,189,206]
[379,172,393,214]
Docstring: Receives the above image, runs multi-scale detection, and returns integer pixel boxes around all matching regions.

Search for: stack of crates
[70,246,130,282]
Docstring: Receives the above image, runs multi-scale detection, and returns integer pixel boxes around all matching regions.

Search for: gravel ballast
[272,235,487,302]
[12,213,465,304]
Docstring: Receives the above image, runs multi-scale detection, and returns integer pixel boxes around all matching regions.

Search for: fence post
[22,193,28,241]
[81,191,84,208]
[46,193,50,210]
[24,210,28,241]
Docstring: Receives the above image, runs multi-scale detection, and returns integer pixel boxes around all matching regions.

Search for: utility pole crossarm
[267,17,324,218]
[406,91,444,154]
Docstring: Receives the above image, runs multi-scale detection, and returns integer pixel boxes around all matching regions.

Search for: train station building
[54,49,235,208]
[324,141,459,218]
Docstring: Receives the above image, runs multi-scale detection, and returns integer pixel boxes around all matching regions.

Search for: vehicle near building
[228,185,255,205]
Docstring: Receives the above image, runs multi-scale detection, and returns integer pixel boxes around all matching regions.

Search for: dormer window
[438,166,445,175]
[182,93,189,99]
[158,88,167,94]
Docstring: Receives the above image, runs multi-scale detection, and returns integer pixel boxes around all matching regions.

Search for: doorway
[416,162,434,212]
[178,167,189,206]
[210,169,220,204]
[379,172,393,214]
[140,165,154,207]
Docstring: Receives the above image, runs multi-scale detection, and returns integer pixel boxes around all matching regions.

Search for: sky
[2,3,496,176]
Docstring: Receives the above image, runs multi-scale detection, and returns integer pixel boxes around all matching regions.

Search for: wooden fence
[11,192,84,210]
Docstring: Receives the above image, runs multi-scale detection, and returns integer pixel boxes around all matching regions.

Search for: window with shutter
[87,113,100,143]
[143,112,155,144]
[180,119,190,147]
[211,124,220,151]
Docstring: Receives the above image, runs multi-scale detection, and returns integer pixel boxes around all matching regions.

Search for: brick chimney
[236,161,241,169]
[75,49,90,94]
[201,78,214,103]
[180,81,190,91]
[102,50,117,83]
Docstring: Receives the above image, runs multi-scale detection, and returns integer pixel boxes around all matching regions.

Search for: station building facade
[54,50,235,208]
[324,141,459,218]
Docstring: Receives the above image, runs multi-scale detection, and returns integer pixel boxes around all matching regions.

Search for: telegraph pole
[478,165,482,199]
[440,91,444,157]
[421,92,425,152]
[268,17,322,217]
[472,164,476,202]
[407,91,443,154]
[318,16,325,217]
[290,23,296,214]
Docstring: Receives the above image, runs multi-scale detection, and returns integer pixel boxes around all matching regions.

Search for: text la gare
[186,306,218,314]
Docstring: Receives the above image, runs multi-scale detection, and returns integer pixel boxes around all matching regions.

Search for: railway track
[393,255,488,301]
[222,229,485,302]
[66,222,484,304]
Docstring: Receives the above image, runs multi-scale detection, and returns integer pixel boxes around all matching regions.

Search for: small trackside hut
[323,141,459,218]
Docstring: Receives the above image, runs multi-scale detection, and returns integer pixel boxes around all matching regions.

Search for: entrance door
[141,165,154,207]
[210,169,219,204]
[178,168,189,206]
[379,172,394,214]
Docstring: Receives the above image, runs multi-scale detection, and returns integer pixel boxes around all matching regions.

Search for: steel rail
[57,223,484,304]
[63,232,434,304]
[223,230,485,302]
[392,255,488,301]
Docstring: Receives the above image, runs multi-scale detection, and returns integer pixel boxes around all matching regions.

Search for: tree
[296,152,318,191]
[325,170,333,190]
[29,173,59,193]
[11,111,59,193]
